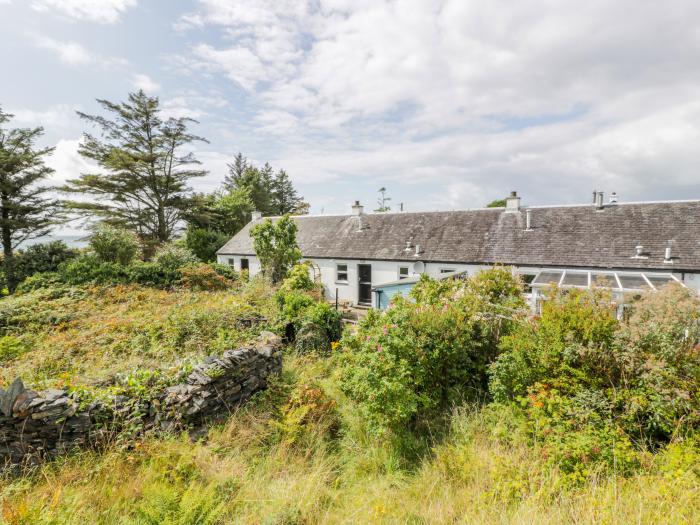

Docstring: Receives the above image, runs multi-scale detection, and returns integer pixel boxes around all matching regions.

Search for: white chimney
[251,211,262,221]
[505,191,521,213]
[525,209,533,231]
[351,200,364,216]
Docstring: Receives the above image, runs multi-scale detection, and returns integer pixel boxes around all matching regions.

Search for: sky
[2,0,700,233]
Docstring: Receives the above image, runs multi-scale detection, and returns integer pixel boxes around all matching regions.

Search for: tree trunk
[1,198,16,293]
[157,204,168,243]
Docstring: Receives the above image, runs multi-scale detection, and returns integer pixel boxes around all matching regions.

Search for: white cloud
[177,0,700,211]
[131,73,161,93]
[31,0,137,24]
[45,138,93,186]
[7,104,79,129]
[32,35,94,65]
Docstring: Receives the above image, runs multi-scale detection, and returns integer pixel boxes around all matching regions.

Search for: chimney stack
[351,200,364,216]
[251,211,263,221]
[505,191,521,213]
[592,190,598,204]
[595,192,604,210]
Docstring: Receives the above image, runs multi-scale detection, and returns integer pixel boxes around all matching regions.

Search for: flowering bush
[338,268,526,435]
[489,283,700,480]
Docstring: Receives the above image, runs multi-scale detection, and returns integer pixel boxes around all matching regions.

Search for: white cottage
[217,192,700,308]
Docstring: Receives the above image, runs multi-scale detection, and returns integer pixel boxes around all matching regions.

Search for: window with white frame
[398,266,409,279]
[336,263,348,282]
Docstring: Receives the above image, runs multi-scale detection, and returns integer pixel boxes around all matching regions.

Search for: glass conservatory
[525,269,684,316]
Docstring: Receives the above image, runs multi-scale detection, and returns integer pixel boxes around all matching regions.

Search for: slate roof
[217,200,700,271]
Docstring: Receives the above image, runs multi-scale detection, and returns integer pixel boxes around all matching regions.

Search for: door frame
[357,263,372,305]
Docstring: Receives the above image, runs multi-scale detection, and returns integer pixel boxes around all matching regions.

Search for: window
[398,266,409,279]
[336,263,348,282]
[240,258,249,271]
[519,273,536,292]
[439,268,456,274]
[227,258,234,267]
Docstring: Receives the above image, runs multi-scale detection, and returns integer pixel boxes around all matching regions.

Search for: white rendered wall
[217,253,700,306]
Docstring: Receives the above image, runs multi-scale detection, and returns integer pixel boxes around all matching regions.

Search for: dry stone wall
[0,332,282,469]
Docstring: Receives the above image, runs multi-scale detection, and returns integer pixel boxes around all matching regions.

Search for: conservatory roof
[529,269,683,292]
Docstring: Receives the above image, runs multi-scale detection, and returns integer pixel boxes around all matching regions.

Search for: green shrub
[14,241,79,282]
[184,227,230,263]
[488,283,700,479]
[280,263,315,293]
[179,263,234,291]
[153,244,199,271]
[14,272,63,294]
[127,261,180,288]
[304,301,342,342]
[339,268,526,435]
[58,255,130,285]
[276,290,316,325]
[294,323,331,354]
[210,263,238,281]
[89,225,141,265]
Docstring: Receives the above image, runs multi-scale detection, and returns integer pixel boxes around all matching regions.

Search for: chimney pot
[595,192,604,210]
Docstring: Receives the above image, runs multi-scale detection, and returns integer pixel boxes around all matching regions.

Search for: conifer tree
[223,152,247,191]
[63,91,207,244]
[0,108,61,292]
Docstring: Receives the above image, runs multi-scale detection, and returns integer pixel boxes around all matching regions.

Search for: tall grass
[2,354,699,524]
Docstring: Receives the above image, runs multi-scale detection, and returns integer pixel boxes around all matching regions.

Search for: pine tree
[63,91,207,244]
[0,108,62,292]
[375,187,391,212]
[271,169,300,215]
[223,152,247,191]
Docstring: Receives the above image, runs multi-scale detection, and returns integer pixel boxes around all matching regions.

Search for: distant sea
[19,235,90,249]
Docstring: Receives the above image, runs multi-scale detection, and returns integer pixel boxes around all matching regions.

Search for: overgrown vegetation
[1,268,700,523]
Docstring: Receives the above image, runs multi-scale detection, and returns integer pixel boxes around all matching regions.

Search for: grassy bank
[2,355,699,524]
[0,280,276,389]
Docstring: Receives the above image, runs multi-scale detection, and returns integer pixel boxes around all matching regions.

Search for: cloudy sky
[2,0,700,228]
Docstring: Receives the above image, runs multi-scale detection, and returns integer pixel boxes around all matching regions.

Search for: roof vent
[609,192,618,204]
[525,209,533,231]
[351,200,364,216]
[251,211,262,221]
[404,241,412,252]
[414,244,422,256]
[505,191,521,213]
[664,246,673,264]
[595,191,604,210]
[632,245,648,259]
